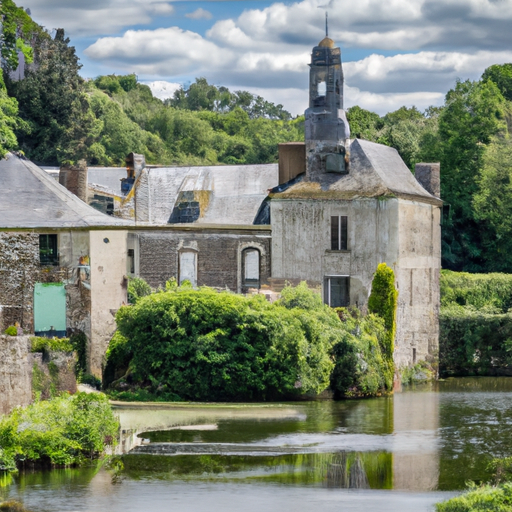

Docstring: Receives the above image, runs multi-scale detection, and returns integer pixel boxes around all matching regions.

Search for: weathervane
[325,11,328,37]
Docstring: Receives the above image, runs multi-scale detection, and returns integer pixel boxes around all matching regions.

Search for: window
[127,249,135,274]
[242,248,260,288]
[324,276,350,308]
[179,250,197,286]
[39,234,59,266]
[331,216,347,250]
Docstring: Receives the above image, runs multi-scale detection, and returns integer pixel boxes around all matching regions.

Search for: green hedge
[441,270,512,313]
[440,307,512,376]
[440,271,512,376]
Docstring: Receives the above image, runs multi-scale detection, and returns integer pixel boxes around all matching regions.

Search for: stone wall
[0,335,32,415]
[0,334,78,415]
[0,232,40,332]
[138,229,272,293]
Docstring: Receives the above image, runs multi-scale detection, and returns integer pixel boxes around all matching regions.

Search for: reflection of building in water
[392,390,440,490]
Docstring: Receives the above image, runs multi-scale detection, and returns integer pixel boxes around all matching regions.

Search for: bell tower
[305,20,350,180]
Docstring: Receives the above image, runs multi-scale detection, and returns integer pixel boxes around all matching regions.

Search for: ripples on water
[3,377,512,512]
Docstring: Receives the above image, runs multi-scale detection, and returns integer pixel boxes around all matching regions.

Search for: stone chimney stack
[415,163,441,198]
[59,159,88,203]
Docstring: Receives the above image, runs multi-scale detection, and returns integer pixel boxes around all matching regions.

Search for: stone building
[0,153,130,376]
[50,36,440,369]
[270,36,442,367]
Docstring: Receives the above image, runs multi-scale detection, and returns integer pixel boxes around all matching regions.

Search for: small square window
[39,234,59,266]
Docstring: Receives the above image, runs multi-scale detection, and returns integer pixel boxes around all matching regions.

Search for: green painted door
[34,283,66,337]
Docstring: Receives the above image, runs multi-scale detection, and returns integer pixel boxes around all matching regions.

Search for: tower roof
[318,37,335,48]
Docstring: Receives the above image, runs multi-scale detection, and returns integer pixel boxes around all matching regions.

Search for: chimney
[278,143,306,185]
[59,159,88,202]
[415,163,440,198]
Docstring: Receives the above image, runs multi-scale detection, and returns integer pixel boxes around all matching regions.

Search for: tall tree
[6,29,101,164]
[438,79,508,270]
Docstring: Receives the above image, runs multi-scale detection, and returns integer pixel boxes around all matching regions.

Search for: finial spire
[325,11,328,37]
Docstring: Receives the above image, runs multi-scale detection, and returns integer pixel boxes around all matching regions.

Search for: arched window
[179,250,197,287]
[242,248,260,288]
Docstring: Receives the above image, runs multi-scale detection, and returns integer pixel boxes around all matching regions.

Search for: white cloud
[144,80,181,100]
[185,8,213,20]
[26,0,174,36]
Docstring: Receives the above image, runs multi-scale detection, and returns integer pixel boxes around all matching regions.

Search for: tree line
[2,0,512,272]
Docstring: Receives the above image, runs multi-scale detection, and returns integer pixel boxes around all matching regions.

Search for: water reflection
[4,377,512,512]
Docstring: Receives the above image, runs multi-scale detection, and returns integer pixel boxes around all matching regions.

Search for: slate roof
[0,153,132,229]
[84,163,279,225]
[273,139,442,204]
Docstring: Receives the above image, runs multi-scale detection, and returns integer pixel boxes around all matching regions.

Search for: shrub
[127,277,152,305]
[330,310,394,397]
[106,283,393,401]
[436,483,512,511]
[439,271,512,376]
[368,263,398,358]
[113,287,336,400]
[3,326,17,336]
[30,336,73,353]
[0,392,118,471]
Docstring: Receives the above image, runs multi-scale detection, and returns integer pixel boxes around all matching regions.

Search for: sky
[21,0,512,116]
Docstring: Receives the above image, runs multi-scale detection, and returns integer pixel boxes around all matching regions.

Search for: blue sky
[22,0,512,115]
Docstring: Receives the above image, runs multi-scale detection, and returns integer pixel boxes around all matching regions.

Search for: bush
[0,393,118,471]
[113,287,336,400]
[3,326,17,336]
[106,283,393,401]
[127,277,152,305]
[441,270,512,313]
[330,309,394,398]
[439,307,512,376]
[30,336,73,353]
[436,483,512,512]
[368,263,398,358]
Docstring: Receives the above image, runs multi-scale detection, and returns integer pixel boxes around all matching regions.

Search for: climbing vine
[368,263,398,359]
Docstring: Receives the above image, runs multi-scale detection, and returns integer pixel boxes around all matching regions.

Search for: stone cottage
[0,153,130,376]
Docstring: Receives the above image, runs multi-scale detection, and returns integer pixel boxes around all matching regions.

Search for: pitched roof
[140,164,278,225]
[273,139,442,204]
[0,153,132,229]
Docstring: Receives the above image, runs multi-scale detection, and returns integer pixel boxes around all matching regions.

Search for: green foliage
[368,263,398,358]
[439,307,512,376]
[472,138,512,269]
[79,374,101,390]
[169,77,292,120]
[438,79,508,271]
[0,0,39,70]
[440,270,512,313]
[6,29,102,165]
[436,482,512,512]
[3,326,17,336]
[106,283,393,401]
[330,310,394,398]
[0,393,118,471]
[30,337,73,353]
[69,331,87,378]
[0,73,20,158]
[346,106,383,141]
[112,286,336,400]
[488,457,512,485]
[127,277,152,305]
[439,270,512,376]
[482,63,512,102]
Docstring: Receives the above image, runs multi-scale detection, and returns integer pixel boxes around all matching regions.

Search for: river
[3,377,512,511]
